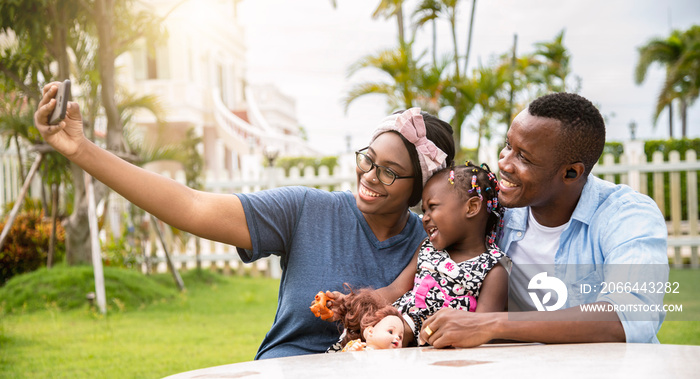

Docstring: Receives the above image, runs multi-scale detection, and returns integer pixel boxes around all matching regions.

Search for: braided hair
[446,161,504,246]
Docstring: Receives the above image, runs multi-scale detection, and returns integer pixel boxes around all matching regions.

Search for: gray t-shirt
[236,186,426,359]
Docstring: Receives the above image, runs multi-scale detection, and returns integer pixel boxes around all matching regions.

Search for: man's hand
[420,308,500,348]
[34,82,86,158]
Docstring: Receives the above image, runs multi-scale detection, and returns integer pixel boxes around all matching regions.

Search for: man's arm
[420,303,625,348]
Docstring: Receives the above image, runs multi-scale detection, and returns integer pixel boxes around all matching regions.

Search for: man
[419,93,668,347]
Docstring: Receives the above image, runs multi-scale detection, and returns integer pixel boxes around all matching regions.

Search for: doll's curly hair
[334,285,402,347]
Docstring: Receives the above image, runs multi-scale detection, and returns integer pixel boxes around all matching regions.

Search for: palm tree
[635,28,684,137]
[531,29,570,93]
[669,26,700,137]
[414,55,451,115]
[343,41,421,112]
[412,0,443,66]
[463,0,477,75]
[436,0,461,79]
[441,70,477,150]
[373,0,407,46]
[469,64,509,158]
[636,26,700,137]
[433,0,479,150]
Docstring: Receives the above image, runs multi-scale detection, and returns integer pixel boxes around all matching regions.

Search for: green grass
[0,266,697,378]
[0,267,279,378]
[657,268,700,344]
[0,264,179,313]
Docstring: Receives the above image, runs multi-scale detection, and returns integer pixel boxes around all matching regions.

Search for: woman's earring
[372,178,377,183]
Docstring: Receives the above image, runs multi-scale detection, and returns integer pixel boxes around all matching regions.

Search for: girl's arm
[34,82,253,249]
[474,263,508,312]
[375,243,421,304]
[375,243,421,347]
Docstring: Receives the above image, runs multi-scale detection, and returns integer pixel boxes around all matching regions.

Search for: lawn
[0,267,697,378]
[657,268,700,345]
[0,268,279,378]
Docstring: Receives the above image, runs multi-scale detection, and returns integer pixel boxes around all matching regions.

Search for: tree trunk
[680,98,687,138]
[476,120,484,160]
[431,19,437,66]
[450,17,460,79]
[47,183,59,268]
[66,0,124,266]
[396,4,405,46]
[65,163,92,264]
[451,107,467,151]
[13,134,24,183]
[195,236,202,271]
[96,0,124,153]
[463,0,477,75]
[506,34,518,134]
[668,103,674,138]
[40,178,48,218]
[48,0,94,265]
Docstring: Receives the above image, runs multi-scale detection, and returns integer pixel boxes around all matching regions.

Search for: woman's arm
[34,82,253,249]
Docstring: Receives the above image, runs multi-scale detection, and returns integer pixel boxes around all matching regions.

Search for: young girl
[325,162,508,347]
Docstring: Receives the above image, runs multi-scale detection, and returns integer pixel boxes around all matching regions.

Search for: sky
[238,0,700,156]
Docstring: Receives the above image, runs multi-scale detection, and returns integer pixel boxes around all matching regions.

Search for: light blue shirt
[498,175,669,343]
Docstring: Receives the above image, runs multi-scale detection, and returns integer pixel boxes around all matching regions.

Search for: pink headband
[370,108,448,186]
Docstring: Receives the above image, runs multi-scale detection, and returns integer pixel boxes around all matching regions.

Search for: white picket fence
[145,142,699,274]
[0,148,22,212]
[591,140,700,268]
[3,142,699,275]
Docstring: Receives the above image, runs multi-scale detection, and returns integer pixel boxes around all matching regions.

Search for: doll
[312,287,404,351]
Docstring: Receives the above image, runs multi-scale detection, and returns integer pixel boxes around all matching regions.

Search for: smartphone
[48,79,71,125]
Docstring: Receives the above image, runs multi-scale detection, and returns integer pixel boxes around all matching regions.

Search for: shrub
[103,229,140,269]
[0,211,66,285]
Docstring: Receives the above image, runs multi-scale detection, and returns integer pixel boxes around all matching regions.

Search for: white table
[165,343,699,378]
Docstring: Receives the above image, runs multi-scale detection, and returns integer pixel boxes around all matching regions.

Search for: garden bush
[0,211,65,285]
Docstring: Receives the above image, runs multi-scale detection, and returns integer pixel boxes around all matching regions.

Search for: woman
[34,83,455,359]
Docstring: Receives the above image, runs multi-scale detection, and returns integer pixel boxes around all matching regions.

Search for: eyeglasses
[355,147,415,186]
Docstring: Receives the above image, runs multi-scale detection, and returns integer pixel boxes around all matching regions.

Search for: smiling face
[363,315,404,350]
[498,109,567,215]
[421,173,470,251]
[355,132,416,216]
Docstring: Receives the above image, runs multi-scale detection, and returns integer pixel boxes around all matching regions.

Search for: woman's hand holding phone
[34,81,86,158]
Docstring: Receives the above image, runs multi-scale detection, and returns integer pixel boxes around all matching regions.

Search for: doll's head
[335,287,404,349]
[361,306,404,349]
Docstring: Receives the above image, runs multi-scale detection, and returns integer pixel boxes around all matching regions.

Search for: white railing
[4,140,697,274]
[211,88,313,157]
[148,142,699,274]
[0,148,21,212]
[592,140,699,268]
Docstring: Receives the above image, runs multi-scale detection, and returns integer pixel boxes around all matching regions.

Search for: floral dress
[393,239,505,344]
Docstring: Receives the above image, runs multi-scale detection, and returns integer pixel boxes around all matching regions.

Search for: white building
[119,0,316,182]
